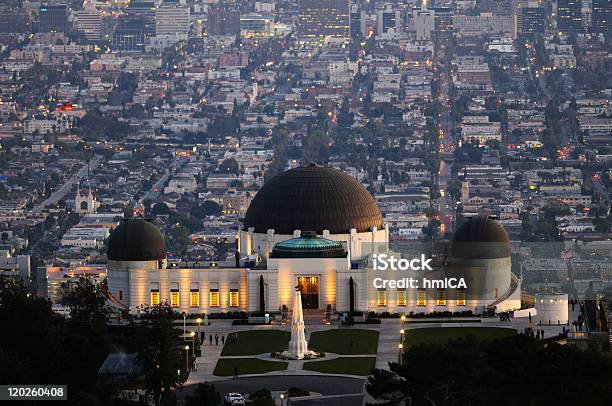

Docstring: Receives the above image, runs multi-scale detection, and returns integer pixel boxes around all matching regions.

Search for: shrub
[287,387,310,397]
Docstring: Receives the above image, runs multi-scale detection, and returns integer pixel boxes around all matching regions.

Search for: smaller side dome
[450,216,510,259]
[107,219,167,261]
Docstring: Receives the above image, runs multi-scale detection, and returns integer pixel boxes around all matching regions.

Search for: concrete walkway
[375,319,399,369]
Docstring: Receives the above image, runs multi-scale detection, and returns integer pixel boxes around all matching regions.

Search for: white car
[224,393,245,405]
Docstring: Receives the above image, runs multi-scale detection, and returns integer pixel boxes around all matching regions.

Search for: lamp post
[182,312,187,337]
[280,393,284,406]
[184,345,190,374]
[190,331,196,357]
[400,329,405,346]
[398,344,403,366]
[196,317,202,339]
[401,314,406,329]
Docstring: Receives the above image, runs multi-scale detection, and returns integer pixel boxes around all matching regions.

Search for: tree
[367,334,612,406]
[337,97,354,129]
[152,202,171,216]
[0,280,67,385]
[259,275,265,312]
[219,158,239,174]
[196,201,222,217]
[302,132,330,164]
[349,276,355,313]
[61,277,109,325]
[593,217,611,233]
[134,304,184,406]
[185,383,221,406]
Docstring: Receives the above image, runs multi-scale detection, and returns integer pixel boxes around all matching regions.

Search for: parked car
[224,392,245,405]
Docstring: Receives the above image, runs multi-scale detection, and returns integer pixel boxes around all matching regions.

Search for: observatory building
[106,165,520,315]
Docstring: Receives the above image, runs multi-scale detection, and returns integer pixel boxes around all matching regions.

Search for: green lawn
[213,358,288,376]
[221,330,290,356]
[405,327,515,349]
[308,329,379,355]
[303,357,376,376]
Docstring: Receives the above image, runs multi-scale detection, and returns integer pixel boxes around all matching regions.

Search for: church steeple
[75,180,99,215]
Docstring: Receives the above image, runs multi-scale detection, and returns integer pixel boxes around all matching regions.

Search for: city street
[32,155,102,214]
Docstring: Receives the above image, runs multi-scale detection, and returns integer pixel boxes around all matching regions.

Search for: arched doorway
[297,276,319,309]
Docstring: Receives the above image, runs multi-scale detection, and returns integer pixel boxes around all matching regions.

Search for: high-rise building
[127,1,156,38]
[39,4,69,33]
[478,0,517,15]
[592,0,611,33]
[75,2,103,43]
[557,0,583,33]
[156,3,190,37]
[112,17,145,51]
[413,6,435,40]
[433,7,454,39]
[377,5,401,36]
[207,8,241,36]
[297,0,350,43]
[350,4,366,39]
[0,12,28,33]
[518,1,546,36]
[240,12,271,38]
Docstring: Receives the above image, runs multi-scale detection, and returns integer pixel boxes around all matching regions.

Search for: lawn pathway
[375,319,401,369]
[185,338,224,385]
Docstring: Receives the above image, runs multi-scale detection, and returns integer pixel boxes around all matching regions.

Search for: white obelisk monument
[287,286,308,359]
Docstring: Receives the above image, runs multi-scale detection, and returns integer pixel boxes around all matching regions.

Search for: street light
[398,344,403,366]
[182,312,187,337]
[280,393,285,406]
[190,331,196,357]
[196,317,202,339]
[400,329,405,346]
[184,345,190,374]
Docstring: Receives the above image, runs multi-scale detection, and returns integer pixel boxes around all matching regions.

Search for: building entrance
[297,276,319,309]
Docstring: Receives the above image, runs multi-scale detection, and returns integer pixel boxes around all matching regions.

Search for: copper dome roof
[450,216,510,259]
[243,165,384,234]
[107,219,167,261]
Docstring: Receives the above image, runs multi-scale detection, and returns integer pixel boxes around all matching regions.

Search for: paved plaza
[181,306,581,405]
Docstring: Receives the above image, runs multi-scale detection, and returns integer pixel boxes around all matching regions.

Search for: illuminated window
[377,289,387,306]
[397,290,407,306]
[170,290,179,308]
[230,289,239,307]
[190,289,199,308]
[457,290,466,306]
[210,289,219,307]
[150,289,160,306]
[417,289,426,306]
[437,289,446,306]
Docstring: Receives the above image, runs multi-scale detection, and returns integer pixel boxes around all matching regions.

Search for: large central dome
[244,165,384,234]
